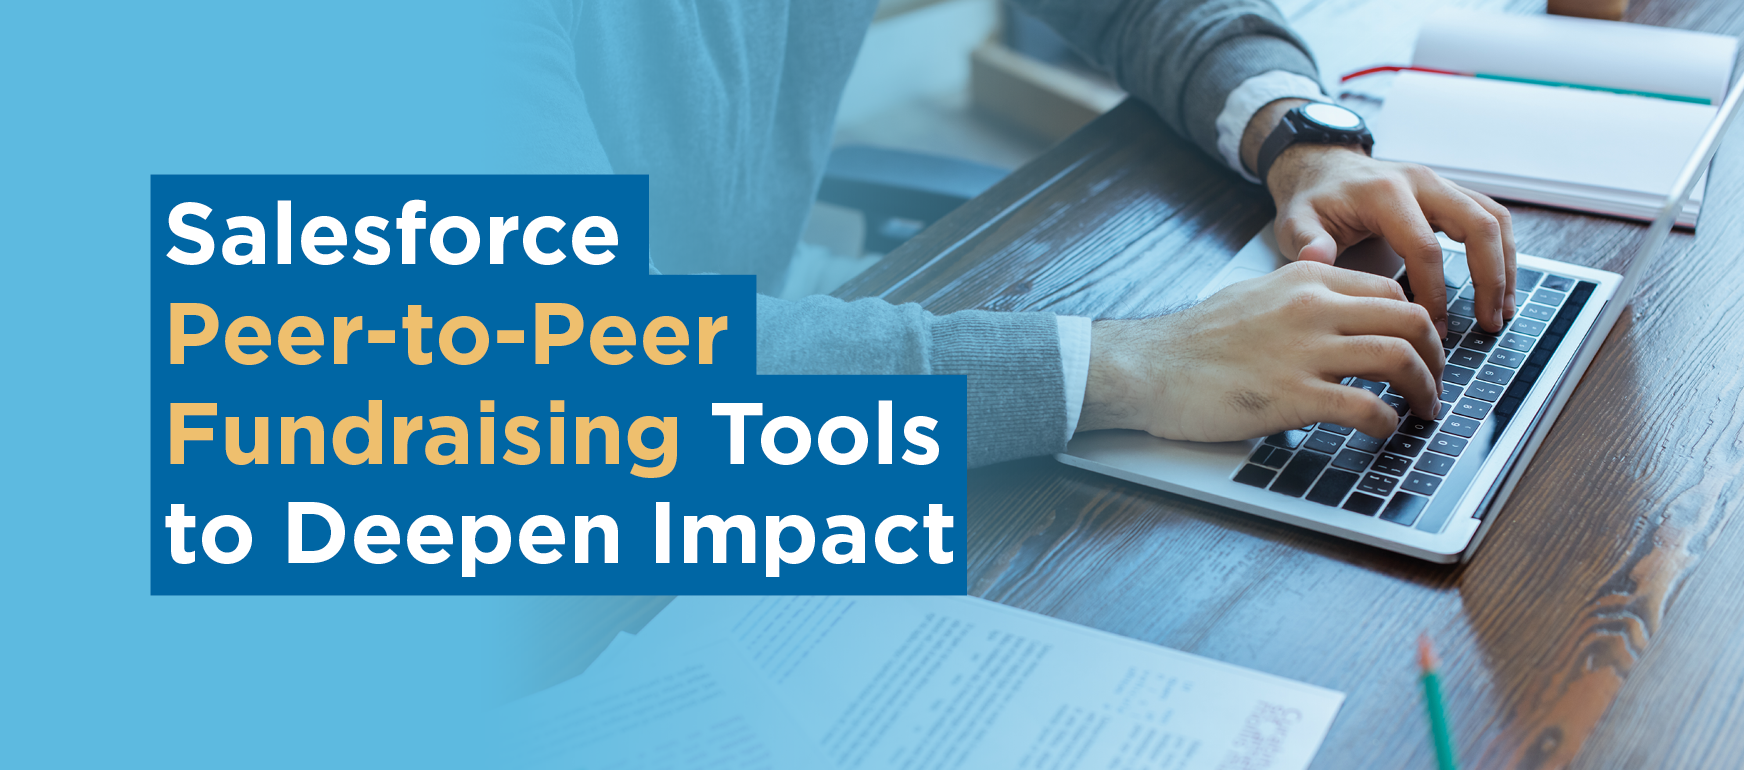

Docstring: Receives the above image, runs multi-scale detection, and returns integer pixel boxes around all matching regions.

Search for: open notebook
[1369,10,1737,227]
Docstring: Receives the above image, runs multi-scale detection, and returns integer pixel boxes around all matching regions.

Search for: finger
[1364,179,1450,337]
[1418,177,1506,331]
[1305,380,1401,439]
[1277,208,1339,264]
[1321,335,1441,419]
[1329,295,1444,381]
[1453,184,1517,319]
[1286,260,1408,302]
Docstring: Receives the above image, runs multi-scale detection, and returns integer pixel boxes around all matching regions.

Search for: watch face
[1301,102,1364,130]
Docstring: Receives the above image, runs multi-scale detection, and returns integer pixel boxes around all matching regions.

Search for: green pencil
[1418,634,1459,770]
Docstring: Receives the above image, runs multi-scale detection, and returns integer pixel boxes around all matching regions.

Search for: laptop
[1058,73,1743,563]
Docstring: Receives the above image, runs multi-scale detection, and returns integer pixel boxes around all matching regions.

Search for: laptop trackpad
[1197,222,1407,301]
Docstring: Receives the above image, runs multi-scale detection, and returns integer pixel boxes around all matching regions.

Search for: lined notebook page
[1374,71,1716,196]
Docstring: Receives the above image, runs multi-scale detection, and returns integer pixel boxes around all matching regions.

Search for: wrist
[1078,320,1142,434]
[1266,143,1369,201]
[1240,97,1312,179]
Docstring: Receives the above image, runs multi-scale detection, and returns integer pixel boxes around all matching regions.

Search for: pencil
[1418,634,1460,770]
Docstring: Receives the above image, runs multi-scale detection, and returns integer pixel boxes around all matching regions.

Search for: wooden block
[1548,0,1629,20]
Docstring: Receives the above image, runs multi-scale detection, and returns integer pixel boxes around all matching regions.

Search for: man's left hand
[1245,99,1518,337]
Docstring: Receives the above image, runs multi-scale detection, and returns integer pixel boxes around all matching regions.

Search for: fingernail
[1492,309,1503,330]
[1435,319,1448,338]
[1506,291,1518,318]
[1431,400,1440,419]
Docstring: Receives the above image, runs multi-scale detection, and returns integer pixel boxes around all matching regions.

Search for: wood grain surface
[832,3,1744,768]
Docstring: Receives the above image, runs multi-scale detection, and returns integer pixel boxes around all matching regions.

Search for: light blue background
[3,3,536,766]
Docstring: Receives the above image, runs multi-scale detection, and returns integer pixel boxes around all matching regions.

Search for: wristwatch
[1255,102,1374,185]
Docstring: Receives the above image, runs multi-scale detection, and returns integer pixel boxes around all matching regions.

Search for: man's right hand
[1077,260,1443,442]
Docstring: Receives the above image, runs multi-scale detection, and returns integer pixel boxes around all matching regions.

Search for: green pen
[1418,634,1459,770]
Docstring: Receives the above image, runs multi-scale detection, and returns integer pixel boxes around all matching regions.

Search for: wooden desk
[831,2,1744,768]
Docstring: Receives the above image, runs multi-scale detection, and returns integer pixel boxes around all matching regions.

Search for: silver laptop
[1058,74,1743,563]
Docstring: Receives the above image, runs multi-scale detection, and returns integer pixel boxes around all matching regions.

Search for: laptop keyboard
[1231,250,1596,532]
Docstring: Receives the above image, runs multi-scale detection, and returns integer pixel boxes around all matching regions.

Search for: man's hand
[1245,99,1517,336]
[1078,261,1441,441]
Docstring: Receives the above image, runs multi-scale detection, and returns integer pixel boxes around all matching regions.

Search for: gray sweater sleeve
[1012,0,1319,167]
[757,295,1066,468]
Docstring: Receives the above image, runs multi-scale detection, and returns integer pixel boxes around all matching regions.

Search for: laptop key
[1499,332,1535,352]
[1351,378,1387,396]
[1332,448,1375,473]
[1440,381,1463,404]
[1519,303,1557,322]
[1270,450,1332,497]
[1465,380,1505,402]
[1448,314,1474,333]
[1462,333,1498,353]
[1428,433,1469,457]
[1477,365,1512,385]
[1345,432,1385,454]
[1307,469,1362,507]
[1449,349,1486,369]
[1344,492,1386,516]
[1372,452,1413,476]
[1381,393,1410,416]
[1489,348,1525,368]
[1403,472,1442,496]
[1265,430,1309,449]
[1415,453,1456,476]
[1386,434,1427,457]
[1380,493,1428,526]
[1440,415,1480,438]
[1443,365,1476,385]
[1533,287,1567,306]
[1315,423,1353,435]
[1442,331,1463,351]
[1457,284,1476,300]
[1305,431,1344,454]
[1450,298,1477,317]
[1267,446,1296,467]
[1400,417,1438,438]
[1540,273,1575,292]
[1515,268,1544,292]
[1234,464,1277,488]
[1454,398,1492,420]
[1253,445,1291,468]
[1509,317,1548,337]
[1358,472,1399,497]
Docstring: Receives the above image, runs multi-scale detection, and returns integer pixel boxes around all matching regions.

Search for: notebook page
[509,640,833,770]
[1373,71,1716,197]
[1412,9,1736,104]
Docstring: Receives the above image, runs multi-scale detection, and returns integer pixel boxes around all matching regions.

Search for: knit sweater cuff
[930,310,1067,467]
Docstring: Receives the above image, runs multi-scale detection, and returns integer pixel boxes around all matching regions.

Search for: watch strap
[1255,117,1301,187]
[1255,104,1375,186]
